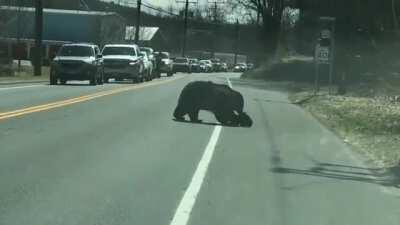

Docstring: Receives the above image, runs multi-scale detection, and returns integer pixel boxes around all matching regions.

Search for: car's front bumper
[104,64,141,79]
[53,63,96,80]
[158,64,173,73]
[173,65,190,72]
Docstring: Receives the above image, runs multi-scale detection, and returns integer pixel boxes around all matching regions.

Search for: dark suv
[50,43,104,85]
[173,57,192,73]
[154,52,174,77]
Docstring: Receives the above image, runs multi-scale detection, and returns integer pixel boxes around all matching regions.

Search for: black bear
[173,81,253,127]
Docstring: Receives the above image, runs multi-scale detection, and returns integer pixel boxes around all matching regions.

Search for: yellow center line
[0,76,184,121]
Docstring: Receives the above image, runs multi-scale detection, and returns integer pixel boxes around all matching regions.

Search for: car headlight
[129,60,139,66]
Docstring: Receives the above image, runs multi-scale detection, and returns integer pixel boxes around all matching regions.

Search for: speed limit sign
[316,46,330,64]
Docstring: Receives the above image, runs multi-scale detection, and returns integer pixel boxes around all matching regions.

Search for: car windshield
[102,47,136,56]
[140,47,153,55]
[159,52,169,59]
[58,46,93,57]
[175,58,188,63]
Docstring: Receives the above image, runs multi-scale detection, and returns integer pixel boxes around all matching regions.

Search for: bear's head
[238,112,253,127]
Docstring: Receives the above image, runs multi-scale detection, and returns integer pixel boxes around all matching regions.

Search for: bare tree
[392,0,399,31]
[230,0,285,59]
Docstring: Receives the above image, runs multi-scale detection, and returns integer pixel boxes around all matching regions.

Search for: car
[233,63,248,72]
[173,57,192,73]
[101,44,144,83]
[50,43,104,85]
[189,58,201,73]
[199,60,213,72]
[221,62,228,72]
[140,47,156,76]
[210,58,222,72]
[139,51,153,81]
[198,61,208,72]
[154,51,174,77]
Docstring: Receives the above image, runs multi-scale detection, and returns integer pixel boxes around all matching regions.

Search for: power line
[141,1,179,17]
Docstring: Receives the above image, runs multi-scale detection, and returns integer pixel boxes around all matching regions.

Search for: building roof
[125,27,160,41]
[0,6,125,44]
[0,6,117,16]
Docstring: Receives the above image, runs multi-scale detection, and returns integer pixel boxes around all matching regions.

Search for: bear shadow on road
[172,118,250,128]
[271,162,400,189]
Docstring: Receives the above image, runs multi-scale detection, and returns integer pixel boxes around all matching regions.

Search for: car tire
[50,69,58,85]
[97,75,103,85]
[167,72,173,77]
[90,74,97,86]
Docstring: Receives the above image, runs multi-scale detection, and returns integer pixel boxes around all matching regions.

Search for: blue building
[0,6,126,62]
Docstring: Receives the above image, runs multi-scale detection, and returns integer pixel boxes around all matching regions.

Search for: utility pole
[182,0,189,57]
[208,1,225,58]
[33,0,43,76]
[135,0,141,45]
[234,19,239,65]
[17,0,22,71]
[176,0,197,57]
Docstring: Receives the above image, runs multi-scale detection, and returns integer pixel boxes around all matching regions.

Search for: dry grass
[291,91,400,167]
[0,65,49,82]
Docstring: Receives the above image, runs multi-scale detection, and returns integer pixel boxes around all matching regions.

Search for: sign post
[314,17,336,95]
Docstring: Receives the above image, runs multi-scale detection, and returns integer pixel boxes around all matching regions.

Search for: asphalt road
[0,73,399,225]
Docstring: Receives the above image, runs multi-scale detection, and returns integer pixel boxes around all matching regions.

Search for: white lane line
[170,125,222,225]
[0,84,44,91]
[226,77,233,88]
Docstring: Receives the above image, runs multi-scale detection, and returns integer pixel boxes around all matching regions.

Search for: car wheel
[97,75,103,85]
[50,69,58,85]
[167,71,173,77]
[90,74,97,86]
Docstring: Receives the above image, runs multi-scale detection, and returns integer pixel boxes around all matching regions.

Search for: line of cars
[233,63,254,72]
[49,42,253,85]
[49,43,175,85]
[170,57,229,74]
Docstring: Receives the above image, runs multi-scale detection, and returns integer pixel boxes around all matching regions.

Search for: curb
[0,80,48,85]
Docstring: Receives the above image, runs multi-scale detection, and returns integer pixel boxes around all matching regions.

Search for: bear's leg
[214,112,228,125]
[189,109,202,123]
[173,105,186,121]
[214,110,237,126]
